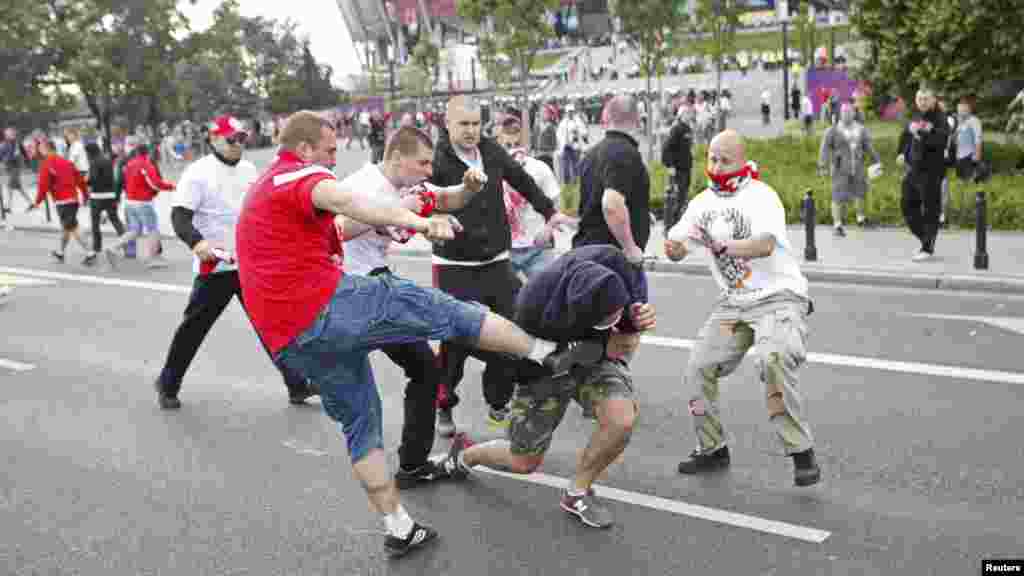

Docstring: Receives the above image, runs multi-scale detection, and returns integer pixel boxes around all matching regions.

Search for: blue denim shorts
[125,203,159,235]
[510,246,555,280]
[276,273,487,462]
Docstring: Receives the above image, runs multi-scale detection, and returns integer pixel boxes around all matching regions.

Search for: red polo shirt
[236,150,342,354]
[35,153,79,205]
[123,155,174,202]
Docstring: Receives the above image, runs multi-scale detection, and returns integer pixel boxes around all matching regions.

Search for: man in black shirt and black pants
[896,85,949,261]
[660,113,693,231]
[430,96,575,435]
[574,95,651,263]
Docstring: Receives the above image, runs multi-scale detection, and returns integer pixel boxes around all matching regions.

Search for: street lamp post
[782,19,790,120]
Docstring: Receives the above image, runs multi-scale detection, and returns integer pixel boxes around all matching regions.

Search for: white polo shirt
[172,154,259,276]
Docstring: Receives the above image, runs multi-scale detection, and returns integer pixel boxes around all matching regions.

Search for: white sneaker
[911,251,933,262]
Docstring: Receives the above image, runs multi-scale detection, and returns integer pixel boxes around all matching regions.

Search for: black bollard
[802,189,817,262]
[974,190,989,270]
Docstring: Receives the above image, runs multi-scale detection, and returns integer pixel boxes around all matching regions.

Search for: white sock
[383,505,414,539]
[527,338,558,362]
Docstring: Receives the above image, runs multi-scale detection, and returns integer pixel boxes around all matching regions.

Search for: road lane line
[6,266,1024,386]
[0,358,36,372]
[0,267,190,295]
[640,335,1024,386]
[475,466,831,543]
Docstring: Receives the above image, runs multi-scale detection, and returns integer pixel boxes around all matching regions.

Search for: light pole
[782,18,790,120]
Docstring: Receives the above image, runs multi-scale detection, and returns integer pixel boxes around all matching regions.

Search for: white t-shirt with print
[505,156,561,249]
[673,179,807,303]
[172,154,260,276]
[342,163,399,276]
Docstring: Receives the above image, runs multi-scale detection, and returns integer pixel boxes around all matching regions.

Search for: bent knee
[510,454,545,474]
[599,398,638,434]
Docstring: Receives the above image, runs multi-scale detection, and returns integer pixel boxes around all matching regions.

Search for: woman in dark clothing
[83,142,125,264]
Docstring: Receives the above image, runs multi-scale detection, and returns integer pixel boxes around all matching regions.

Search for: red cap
[209,115,248,138]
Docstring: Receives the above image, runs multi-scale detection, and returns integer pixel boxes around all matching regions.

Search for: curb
[10,223,1024,295]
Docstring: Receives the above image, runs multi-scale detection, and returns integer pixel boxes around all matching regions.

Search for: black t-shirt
[572,130,651,251]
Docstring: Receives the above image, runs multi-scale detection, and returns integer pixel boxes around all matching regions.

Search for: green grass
[679,25,851,56]
[531,51,569,72]
[560,131,1024,230]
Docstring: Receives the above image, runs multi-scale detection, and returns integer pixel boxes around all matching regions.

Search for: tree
[458,0,560,145]
[790,0,818,69]
[0,1,74,124]
[852,0,1024,112]
[410,39,441,108]
[616,0,689,158]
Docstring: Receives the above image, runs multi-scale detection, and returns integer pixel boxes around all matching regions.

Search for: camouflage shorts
[509,359,635,456]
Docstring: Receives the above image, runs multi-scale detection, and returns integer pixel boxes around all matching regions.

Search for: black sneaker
[154,379,181,410]
[543,340,604,376]
[50,250,65,263]
[677,445,730,475]
[395,460,450,490]
[289,379,320,405]
[383,522,438,558]
[82,253,98,266]
[832,226,846,237]
[792,448,821,487]
[857,218,877,229]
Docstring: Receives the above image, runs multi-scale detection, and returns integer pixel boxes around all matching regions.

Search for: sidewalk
[6,165,1024,294]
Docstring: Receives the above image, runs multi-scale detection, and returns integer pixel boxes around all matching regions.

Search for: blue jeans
[275,274,486,463]
[509,246,555,280]
[125,202,159,235]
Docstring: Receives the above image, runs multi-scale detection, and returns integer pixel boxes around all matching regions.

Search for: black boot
[678,445,730,474]
[792,448,821,487]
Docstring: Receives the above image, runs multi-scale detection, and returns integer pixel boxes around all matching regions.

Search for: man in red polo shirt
[236,110,600,558]
[104,144,175,268]
[31,138,95,263]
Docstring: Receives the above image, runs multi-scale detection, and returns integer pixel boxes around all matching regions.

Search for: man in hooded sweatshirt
[452,244,656,529]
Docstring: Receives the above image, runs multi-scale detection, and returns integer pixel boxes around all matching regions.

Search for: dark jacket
[660,120,693,172]
[430,135,556,263]
[897,108,949,179]
[87,155,117,199]
[515,245,648,343]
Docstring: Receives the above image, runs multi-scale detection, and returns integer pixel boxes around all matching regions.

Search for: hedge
[560,131,1024,230]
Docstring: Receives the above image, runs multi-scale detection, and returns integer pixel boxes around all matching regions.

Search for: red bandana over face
[706,161,760,196]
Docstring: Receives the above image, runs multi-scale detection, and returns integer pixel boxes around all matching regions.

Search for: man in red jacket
[104,144,175,268]
[31,139,95,263]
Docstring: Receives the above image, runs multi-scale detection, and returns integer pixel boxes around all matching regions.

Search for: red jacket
[36,153,79,205]
[123,155,174,202]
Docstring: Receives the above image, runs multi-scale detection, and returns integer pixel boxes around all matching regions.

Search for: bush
[559,132,1024,230]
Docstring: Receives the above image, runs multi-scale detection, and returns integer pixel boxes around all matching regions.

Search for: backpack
[539,124,557,151]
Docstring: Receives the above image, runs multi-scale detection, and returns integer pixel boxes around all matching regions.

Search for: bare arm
[721,233,775,259]
[334,215,375,240]
[602,188,642,260]
[312,178,423,231]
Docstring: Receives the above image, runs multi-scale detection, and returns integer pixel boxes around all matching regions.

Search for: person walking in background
[818,101,882,236]
[30,139,96,264]
[83,142,125,265]
[1,127,34,212]
[661,109,695,232]
[943,95,984,225]
[104,143,175,269]
[897,85,949,262]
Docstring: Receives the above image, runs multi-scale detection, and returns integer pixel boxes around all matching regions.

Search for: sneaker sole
[559,500,613,529]
[795,466,822,487]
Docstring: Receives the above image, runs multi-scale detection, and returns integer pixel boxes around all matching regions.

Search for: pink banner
[393,0,458,24]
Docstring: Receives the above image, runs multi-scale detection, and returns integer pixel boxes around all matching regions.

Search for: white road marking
[281,440,329,457]
[0,273,56,287]
[908,312,1024,336]
[475,466,831,543]
[5,265,1024,386]
[0,267,189,294]
[640,334,1024,386]
[0,358,36,372]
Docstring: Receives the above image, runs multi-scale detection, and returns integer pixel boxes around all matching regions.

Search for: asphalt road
[3,226,1024,575]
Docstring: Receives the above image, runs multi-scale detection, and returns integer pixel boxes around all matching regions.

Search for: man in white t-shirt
[154,115,318,410]
[665,129,820,487]
[496,116,564,280]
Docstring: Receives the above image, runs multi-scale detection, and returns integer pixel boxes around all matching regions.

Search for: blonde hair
[279,111,335,151]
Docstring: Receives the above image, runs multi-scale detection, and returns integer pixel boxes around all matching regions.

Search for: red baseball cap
[209,115,248,138]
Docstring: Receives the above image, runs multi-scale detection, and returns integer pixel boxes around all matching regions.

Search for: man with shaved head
[573,95,651,265]
[665,129,821,487]
[431,95,575,435]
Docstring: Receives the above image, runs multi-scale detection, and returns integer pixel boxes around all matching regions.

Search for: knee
[598,398,637,438]
[509,453,544,474]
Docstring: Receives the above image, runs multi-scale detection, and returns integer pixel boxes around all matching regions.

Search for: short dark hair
[384,126,433,161]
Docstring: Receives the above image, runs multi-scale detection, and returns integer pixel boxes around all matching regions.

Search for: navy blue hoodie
[514,245,648,342]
